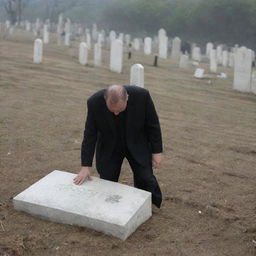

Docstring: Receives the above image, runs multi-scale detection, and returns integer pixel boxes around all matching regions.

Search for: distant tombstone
[92,23,98,41]
[125,34,131,46]
[158,34,168,59]
[206,42,214,57]
[179,54,189,69]
[86,33,91,50]
[43,24,49,44]
[130,64,144,88]
[194,68,205,78]
[171,37,181,61]
[118,33,124,42]
[94,43,102,67]
[64,19,71,35]
[65,33,71,46]
[216,45,223,64]
[25,21,31,31]
[228,52,234,67]
[109,30,116,42]
[110,39,123,73]
[222,51,228,67]
[13,170,152,240]
[33,39,43,64]
[251,70,256,94]
[233,47,253,92]
[144,37,152,55]
[34,18,41,36]
[210,49,217,73]
[133,38,140,51]
[57,14,64,45]
[192,47,201,62]
[79,42,88,65]
[97,33,104,45]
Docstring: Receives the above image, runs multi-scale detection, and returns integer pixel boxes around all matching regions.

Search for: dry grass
[0,30,256,256]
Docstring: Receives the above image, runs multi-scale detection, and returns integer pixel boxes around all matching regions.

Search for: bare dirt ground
[0,31,256,256]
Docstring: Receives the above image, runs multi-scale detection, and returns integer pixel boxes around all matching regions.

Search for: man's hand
[152,153,162,168]
[73,166,92,185]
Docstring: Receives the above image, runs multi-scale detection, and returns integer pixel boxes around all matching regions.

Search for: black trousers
[97,149,162,208]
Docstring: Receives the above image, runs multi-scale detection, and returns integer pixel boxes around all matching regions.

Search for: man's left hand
[152,153,162,168]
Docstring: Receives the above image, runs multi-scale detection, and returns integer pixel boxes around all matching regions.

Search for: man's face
[106,99,127,115]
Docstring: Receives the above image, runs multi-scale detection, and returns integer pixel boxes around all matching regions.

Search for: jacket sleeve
[81,99,98,166]
[145,90,163,153]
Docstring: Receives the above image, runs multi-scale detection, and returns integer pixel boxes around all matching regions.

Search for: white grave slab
[130,64,144,88]
[194,68,205,78]
[33,39,43,64]
[13,170,151,240]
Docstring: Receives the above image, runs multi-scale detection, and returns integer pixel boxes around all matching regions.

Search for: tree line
[1,0,256,49]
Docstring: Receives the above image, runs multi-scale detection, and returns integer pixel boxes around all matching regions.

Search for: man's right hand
[73,166,92,185]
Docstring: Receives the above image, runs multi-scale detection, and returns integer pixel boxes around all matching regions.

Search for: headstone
[43,24,49,44]
[206,42,214,57]
[251,70,256,94]
[125,34,131,46]
[179,54,189,69]
[86,33,91,50]
[94,43,102,67]
[13,170,152,240]
[192,47,201,62]
[171,37,181,62]
[216,45,223,64]
[130,64,144,88]
[222,50,228,67]
[133,38,140,51]
[92,23,98,41]
[210,49,217,73]
[233,47,253,92]
[65,33,71,46]
[110,39,123,73]
[194,68,205,78]
[144,37,152,55]
[158,29,168,59]
[79,42,88,65]
[33,39,43,64]
[228,52,234,67]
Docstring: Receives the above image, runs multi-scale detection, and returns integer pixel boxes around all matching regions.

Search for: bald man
[74,85,163,208]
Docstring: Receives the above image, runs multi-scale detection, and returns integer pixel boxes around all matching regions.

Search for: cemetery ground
[0,32,256,256]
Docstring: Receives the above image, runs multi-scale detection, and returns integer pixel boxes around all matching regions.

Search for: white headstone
[210,49,217,73]
[192,47,201,62]
[233,47,253,92]
[33,39,43,64]
[13,170,152,240]
[216,45,223,64]
[92,23,98,41]
[79,42,88,65]
[158,28,168,58]
[86,33,91,50]
[179,54,189,69]
[65,33,71,46]
[251,70,256,94]
[110,39,123,73]
[194,68,205,78]
[130,64,144,88]
[171,37,181,61]
[222,51,228,67]
[206,42,214,57]
[94,43,102,67]
[228,52,234,67]
[144,37,152,55]
[133,38,140,51]
[43,24,49,44]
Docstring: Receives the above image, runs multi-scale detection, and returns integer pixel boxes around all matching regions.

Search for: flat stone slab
[13,170,152,240]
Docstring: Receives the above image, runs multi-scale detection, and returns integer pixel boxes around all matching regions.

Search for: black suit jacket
[81,85,163,169]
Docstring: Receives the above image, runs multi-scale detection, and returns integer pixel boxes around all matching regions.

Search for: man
[73,85,163,208]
